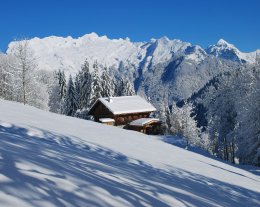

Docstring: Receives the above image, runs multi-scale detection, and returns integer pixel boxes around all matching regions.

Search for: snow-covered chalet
[88,96,161,134]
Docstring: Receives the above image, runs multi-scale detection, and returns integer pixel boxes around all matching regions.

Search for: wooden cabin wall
[91,101,114,122]
[114,112,150,126]
[126,122,161,135]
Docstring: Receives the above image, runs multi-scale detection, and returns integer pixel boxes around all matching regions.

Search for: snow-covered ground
[0,99,259,207]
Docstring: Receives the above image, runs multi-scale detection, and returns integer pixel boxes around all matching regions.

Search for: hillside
[0,99,259,207]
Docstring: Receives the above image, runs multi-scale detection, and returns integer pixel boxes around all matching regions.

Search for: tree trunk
[231,140,235,163]
[23,65,26,105]
[223,137,229,161]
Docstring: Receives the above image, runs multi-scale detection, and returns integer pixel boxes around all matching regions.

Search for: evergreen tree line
[49,59,135,117]
[162,62,260,166]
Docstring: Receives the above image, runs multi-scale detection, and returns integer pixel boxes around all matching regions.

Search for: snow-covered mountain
[7,33,258,75]
[6,33,259,105]
[0,99,259,207]
[6,33,192,77]
[207,39,258,64]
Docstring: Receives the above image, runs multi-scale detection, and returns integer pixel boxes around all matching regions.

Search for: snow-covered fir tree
[89,61,102,106]
[48,81,61,113]
[115,77,135,96]
[100,66,115,97]
[57,69,67,113]
[74,73,81,110]
[79,59,92,110]
[154,100,172,134]
[48,71,62,113]
[63,75,78,116]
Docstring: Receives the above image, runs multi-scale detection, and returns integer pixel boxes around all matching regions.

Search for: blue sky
[0,0,259,52]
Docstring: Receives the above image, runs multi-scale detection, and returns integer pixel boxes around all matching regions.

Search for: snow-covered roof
[129,118,160,127]
[90,96,156,115]
[99,118,115,123]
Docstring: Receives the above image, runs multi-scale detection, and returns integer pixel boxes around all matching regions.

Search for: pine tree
[48,71,62,113]
[49,81,61,113]
[115,77,135,96]
[74,73,81,110]
[157,103,171,134]
[79,59,91,109]
[64,75,77,116]
[56,69,67,113]
[89,61,102,106]
[101,66,115,97]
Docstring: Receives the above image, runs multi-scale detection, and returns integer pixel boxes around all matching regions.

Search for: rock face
[6,33,259,106]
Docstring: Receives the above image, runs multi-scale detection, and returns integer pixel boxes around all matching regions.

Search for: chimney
[108,97,113,103]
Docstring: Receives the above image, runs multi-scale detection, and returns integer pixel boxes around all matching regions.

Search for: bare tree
[8,40,38,105]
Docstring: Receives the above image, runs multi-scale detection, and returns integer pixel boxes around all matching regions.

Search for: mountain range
[6,33,260,107]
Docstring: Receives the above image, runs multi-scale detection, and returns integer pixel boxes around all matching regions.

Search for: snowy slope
[0,99,259,207]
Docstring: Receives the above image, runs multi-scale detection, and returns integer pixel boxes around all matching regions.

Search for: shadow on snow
[0,125,259,207]
[160,135,260,177]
